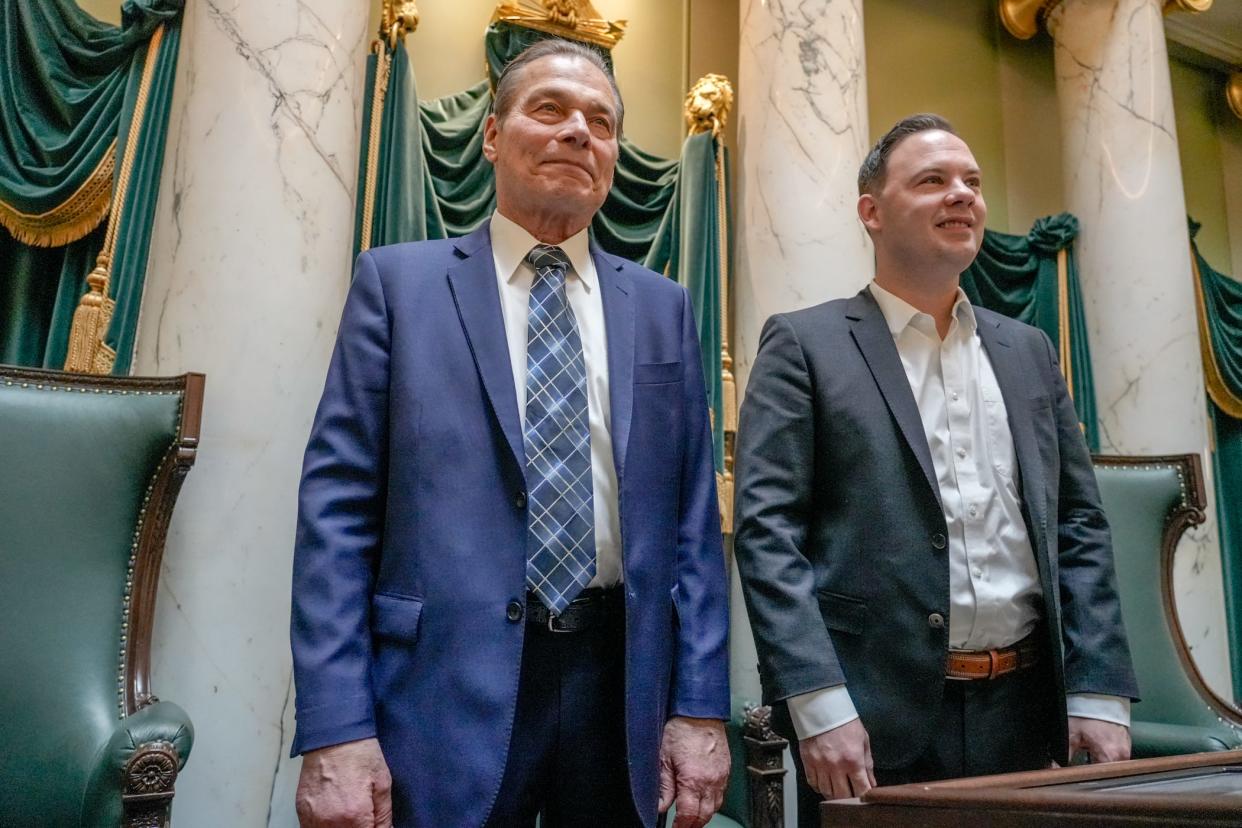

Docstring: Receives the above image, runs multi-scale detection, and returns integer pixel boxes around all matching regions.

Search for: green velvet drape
[0,0,183,372]
[962,213,1100,450]
[356,23,729,468]
[1189,219,1242,703]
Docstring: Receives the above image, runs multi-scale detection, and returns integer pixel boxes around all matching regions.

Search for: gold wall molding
[1228,73,1242,121]
[491,0,627,51]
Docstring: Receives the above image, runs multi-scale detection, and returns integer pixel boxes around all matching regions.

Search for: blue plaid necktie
[523,244,596,615]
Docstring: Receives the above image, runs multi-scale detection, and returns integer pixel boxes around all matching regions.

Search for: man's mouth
[936,218,974,229]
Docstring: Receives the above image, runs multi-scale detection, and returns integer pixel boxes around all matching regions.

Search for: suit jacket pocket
[634,361,682,385]
[816,589,866,635]
[371,592,424,643]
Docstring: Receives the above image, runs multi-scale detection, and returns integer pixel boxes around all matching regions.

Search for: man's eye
[922,176,942,185]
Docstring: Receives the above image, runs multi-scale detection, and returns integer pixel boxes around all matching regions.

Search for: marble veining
[734,0,873,400]
[131,0,369,824]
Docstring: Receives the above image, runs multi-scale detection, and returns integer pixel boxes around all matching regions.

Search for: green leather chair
[0,366,205,827]
[1095,453,1242,757]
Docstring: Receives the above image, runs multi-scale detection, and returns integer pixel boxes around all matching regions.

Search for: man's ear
[857,193,880,235]
[483,113,499,163]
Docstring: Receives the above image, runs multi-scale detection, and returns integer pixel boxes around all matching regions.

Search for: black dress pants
[484,603,642,828]
[790,667,1055,828]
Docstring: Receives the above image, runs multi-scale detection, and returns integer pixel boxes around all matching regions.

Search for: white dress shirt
[489,210,622,587]
[785,281,1128,740]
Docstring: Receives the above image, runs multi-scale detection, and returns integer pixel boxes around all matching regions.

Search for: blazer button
[931,533,947,550]
[928,612,945,629]
[506,601,524,623]
[515,490,527,509]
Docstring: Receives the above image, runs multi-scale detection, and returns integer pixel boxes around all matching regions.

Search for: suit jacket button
[506,601,524,622]
[515,491,527,509]
[928,612,945,629]
[931,532,947,550]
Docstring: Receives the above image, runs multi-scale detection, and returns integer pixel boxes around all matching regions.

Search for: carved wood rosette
[122,741,179,828]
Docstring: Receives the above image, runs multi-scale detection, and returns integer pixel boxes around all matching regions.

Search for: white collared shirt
[785,281,1128,740]
[489,209,622,587]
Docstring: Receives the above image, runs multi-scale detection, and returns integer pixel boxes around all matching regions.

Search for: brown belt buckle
[987,648,1001,679]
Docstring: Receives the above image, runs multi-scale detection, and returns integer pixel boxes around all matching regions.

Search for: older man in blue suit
[290,39,730,828]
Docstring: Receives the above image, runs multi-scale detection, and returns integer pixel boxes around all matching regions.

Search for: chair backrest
[1094,454,1242,733]
[0,366,203,824]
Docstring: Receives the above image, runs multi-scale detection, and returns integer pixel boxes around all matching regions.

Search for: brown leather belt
[945,635,1041,680]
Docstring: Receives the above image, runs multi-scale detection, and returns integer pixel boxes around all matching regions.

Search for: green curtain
[1189,218,1242,703]
[961,212,1100,450]
[356,23,729,469]
[0,0,183,372]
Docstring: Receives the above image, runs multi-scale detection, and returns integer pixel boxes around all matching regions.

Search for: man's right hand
[295,737,393,828]
[798,718,876,801]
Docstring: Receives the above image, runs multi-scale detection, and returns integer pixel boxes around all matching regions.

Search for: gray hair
[858,113,957,195]
[492,39,625,134]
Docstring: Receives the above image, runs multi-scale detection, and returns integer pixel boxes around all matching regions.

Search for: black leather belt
[526,586,623,633]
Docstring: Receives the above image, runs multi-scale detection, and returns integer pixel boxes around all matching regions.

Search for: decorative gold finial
[491,1,627,51]
[380,0,419,50]
[684,74,734,138]
[998,0,1058,40]
[1228,73,1242,122]
[1163,0,1213,13]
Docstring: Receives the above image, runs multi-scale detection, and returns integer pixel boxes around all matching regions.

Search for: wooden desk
[821,750,1242,826]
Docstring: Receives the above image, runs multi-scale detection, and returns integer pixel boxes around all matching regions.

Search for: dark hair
[858,113,957,195]
[492,39,625,134]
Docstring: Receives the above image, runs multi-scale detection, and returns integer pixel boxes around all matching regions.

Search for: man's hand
[1068,717,1130,764]
[799,718,876,801]
[295,737,393,828]
[657,716,731,828]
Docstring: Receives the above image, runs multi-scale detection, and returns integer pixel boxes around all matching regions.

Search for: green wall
[76,0,120,25]
[1170,57,1236,276]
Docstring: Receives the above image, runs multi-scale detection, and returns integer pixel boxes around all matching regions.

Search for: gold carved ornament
[64,24,166,375]
[682,73,738,531]
[999,0,1212,39]
[491,0,627,51]
[1228,73,1242,122]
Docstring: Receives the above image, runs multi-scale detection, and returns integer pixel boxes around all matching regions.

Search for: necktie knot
[526,244,572,277]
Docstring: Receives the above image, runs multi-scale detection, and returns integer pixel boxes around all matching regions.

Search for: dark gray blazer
[733,287,1138,768]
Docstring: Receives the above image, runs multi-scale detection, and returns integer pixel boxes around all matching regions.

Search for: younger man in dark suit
[733,114,1137,826]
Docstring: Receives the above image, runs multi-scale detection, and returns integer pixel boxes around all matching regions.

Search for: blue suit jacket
[290,223,729,827]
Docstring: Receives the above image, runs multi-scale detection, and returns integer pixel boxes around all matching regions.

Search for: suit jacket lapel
[446,223,525,477]
[594,243,634,481]
[976,313,1050,566]
[846,290,941,508]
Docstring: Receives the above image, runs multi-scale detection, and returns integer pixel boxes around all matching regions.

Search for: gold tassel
[721,353,738,434]
[64,258,118,374]
[716,469,734,535]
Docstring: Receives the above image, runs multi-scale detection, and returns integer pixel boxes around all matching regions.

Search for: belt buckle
[987,648,1001,679]
[547,612,572,633]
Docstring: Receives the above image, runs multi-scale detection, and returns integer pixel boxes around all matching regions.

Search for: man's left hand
[657,715,730,828]
[1068,717,1130,764]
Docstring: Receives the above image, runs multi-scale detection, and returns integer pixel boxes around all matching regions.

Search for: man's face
[483,55,620,229]
[859,129,987,274]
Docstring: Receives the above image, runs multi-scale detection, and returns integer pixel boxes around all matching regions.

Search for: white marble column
[131,1,369,825]
[732,0,872,711]
[1048,0,1231,696]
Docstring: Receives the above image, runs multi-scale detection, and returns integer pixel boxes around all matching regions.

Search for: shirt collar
[868,280,977,339]
[490,209,595,292]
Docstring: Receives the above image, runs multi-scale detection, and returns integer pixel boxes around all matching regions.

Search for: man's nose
[946,179,975,205]
[559,110,591,146]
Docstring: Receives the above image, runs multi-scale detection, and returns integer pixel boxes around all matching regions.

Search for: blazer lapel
[594,244,634,480]
[446,223,525,477]
[976,313,1050,565]
[846,290,942,507]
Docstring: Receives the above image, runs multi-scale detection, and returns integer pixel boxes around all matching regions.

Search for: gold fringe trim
[359,40,393,254]
[1190,243,1242,420]
[65,25,165,374]
[0,144,115,247]
[714,137,735,534]
[1056,247,1073,399]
